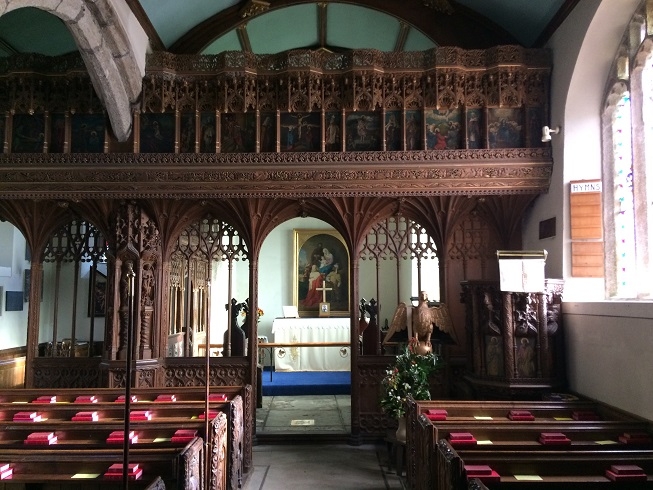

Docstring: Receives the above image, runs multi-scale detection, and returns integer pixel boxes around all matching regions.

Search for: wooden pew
[0,434,206,489]
[440,424,652,447]
[437,439,653,489]
[0,386,248,490]
[422,415,653,487]
[406,397,653,490]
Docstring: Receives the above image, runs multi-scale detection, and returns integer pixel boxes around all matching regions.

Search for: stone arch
[1,0,145,141]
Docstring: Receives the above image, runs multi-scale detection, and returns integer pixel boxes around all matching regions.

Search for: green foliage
[380,343,443,419]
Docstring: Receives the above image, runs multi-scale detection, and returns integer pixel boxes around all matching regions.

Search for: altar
[271,317,351,371]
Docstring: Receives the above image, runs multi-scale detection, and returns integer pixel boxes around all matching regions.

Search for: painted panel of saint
[526,106,544,148]
[425,108,462,150]
[140,113,175,153]
[281,112,321,152]
[488,108,523,149]
[260,113,277,153]
[516,336,536,377]
[405,110,422,150]
[200,112,216,153]
[485,335,504,377]
[385,111,402,151]
[179,113,196,153]
[325,112,341,152]
[49,113,66,153]
[346,112,381,151]
[466,108,484,149]
[221,113,256,153]
[12,114,45,153]
[71,114,105,153]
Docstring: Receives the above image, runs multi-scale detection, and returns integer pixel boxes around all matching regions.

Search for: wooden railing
[197,342,351,381]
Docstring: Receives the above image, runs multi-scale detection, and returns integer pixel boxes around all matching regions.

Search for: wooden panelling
[571,242,605,277]
[570,192,602,239]
[0,358,25,388]
[0,348,25,388]
[570,180,604,277]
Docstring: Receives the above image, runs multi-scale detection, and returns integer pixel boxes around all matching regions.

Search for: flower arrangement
[257,307,264,323]
[380,339,443,419]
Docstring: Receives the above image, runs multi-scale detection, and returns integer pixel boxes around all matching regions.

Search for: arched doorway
[257,217,351,439]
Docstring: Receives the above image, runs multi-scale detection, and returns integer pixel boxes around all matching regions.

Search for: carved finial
[240,0,270,18]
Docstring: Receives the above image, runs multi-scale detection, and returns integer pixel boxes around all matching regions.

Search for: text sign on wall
[571,181,602,193]
[569,179,604,277]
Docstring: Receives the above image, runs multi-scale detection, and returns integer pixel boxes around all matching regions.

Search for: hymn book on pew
[72,411,99,421]
[24,432,57,445]
[104,463,143,480]
[606,465,648,481]
[0,463,12,480]
[172,429,198,443]
[107,430,138,444]
[13,411,42,422]
[465,465,500,483]
[33,395,57,404]
[74,395,97,403]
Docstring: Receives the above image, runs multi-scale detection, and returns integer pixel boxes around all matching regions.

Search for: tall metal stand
[122,261,136,489]
[204,280,212,490]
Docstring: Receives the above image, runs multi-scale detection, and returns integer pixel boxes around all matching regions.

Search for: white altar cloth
[272,317,350,371]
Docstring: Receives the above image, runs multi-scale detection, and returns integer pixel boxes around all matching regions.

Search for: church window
[612,92,636,297]
[603,4,653,299]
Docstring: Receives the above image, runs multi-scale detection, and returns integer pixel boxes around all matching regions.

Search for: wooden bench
[0,434,207,489]
[437,439,653,488]
[0,386,249,490]
[406,398,653,490]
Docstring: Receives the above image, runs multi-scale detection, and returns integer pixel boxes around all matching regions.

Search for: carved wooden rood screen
[1,45,555,442]
[0,47,552,200]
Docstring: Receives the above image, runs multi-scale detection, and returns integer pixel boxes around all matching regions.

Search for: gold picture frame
[293,229,349,317]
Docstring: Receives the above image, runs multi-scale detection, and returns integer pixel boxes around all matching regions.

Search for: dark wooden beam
[169,0,517,54]
[318,2,327,49]
[394,22,410,52]
[0,36,18,55]
[237,25,253,53]
[533,0,582,48]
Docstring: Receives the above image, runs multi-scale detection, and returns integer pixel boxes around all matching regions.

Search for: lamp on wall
[541,125,560,142]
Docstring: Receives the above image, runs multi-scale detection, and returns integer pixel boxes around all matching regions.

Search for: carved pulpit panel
[460,279,565,399]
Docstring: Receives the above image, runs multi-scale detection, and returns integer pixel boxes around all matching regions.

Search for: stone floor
[246,395,405,489]
[256,395,351,434]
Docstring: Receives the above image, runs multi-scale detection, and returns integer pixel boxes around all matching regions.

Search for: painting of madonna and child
[294,230,350,317]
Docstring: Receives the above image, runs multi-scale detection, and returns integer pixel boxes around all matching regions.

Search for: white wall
[564,302,653,421]
[38,261,107,345]
[522,0,653,421]
[0,222,29,348]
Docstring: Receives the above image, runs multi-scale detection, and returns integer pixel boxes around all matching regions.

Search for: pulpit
[271,317,350,371]
[460,279,565,399]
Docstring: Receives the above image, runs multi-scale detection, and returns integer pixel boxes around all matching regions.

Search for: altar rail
[198,342,351,381]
